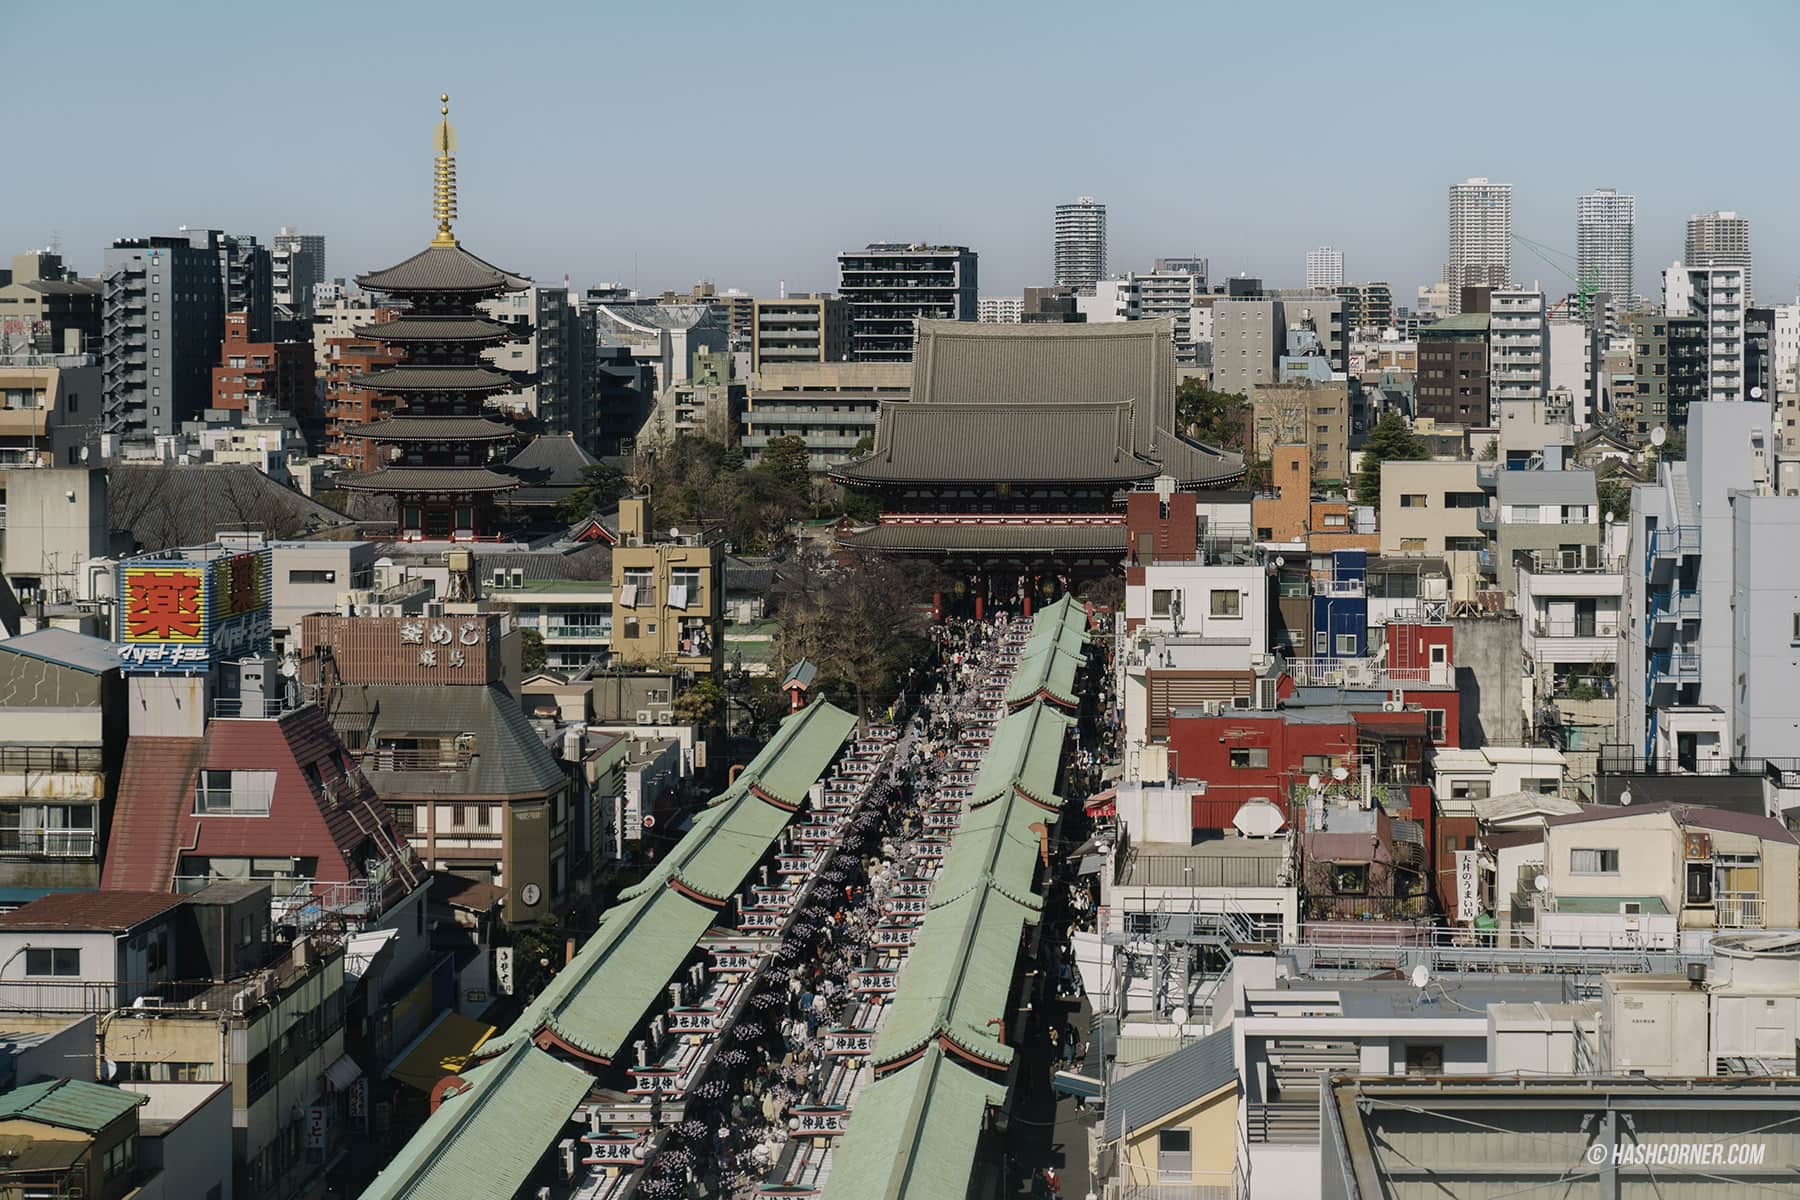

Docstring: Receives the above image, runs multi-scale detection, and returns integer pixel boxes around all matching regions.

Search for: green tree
[518,629,547,673]
[1353,412,1430,506]
[559,462,626,521]
[673,678,726,727]
[758,435,813,497]
[1596,476,1633,523]
[1175,380,1250,449]
[772,550,925,726]
[1478,437,1498,461]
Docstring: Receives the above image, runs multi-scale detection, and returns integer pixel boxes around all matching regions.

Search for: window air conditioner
[635,710,653,725]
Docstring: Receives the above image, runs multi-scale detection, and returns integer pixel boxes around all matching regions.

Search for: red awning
[1085,787,1117,818]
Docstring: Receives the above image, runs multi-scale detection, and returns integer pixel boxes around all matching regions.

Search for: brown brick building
[321,312,402,466]
[1415,313,1490,425]
[210,310,315,435]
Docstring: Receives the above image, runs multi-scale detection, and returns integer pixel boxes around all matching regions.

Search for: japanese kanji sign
[117,549,271,675]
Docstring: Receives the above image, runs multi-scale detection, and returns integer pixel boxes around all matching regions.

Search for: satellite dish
[1534,873,1550,893]
[1752,386,1765,400]
[1170,1006,1189,1027]
[668,527,680,539]
[1619,789,1632,806]
[1275,555,1286,567]
[1308,774,1323,791]
[1332,766,1350,782]
[1650,426,1667,447]
[1410,964,1431,990]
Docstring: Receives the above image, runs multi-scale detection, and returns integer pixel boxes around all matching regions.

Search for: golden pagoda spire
[431,92,459,247]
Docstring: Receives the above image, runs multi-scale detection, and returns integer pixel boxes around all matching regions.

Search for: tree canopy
[1353,412,1430,506]
[1175,380,1249,450]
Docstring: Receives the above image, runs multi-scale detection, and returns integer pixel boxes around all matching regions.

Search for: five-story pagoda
[337,94,529,541]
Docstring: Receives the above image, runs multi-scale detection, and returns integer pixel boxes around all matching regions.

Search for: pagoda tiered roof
[355,243,529,294]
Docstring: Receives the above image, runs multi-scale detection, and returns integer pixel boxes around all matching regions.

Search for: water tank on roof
[1710,932,1800,991]
[1233,797,1286,838]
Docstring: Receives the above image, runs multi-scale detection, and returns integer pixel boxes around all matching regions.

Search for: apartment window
[1314,631,1329,654]
[1151,589,1174,617]
[24,948,80,977]
[621,568,652,607]
[1210,589,1240,617]
[1331,862,1370,894]
[1425,709,1446,741]
[194,769,276,816]
[623,617,640,639]
[1229,747,1269,769]
[1336,633,1357,655]
[1791,611,1800,644]
[288,569,336,584]
[1451,781,1490,800]
[1399,493,1427,508]
[1570,848,1620,875]
[1301,755,1334,774]
[1400,538,1425,552]
[1523,777,1559,795]
[669,567,703,609]
[1323,513,1347,528]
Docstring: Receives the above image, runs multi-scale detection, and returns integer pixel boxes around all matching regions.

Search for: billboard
[116,549,272,674]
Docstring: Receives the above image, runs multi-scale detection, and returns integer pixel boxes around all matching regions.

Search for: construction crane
[1511,232,1600,324]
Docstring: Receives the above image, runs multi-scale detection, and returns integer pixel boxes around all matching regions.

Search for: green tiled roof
[930,787,1049,910]
[360,1041,591,1200]
[820,1046,1004,1200]
[970,701,1071,811]
[872,882,1037,1070]
[1004,641,1083,708]
[737,699,857,807]
[485,884,716,1062]
[0,1079,142,1134]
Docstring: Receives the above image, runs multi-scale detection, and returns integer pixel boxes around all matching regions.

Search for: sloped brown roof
[355,315,514,343]
[102,737,208,890]
[356,244,529,294]
[0,889,186,931]
[351,364,516,393]
[346,417,517,442]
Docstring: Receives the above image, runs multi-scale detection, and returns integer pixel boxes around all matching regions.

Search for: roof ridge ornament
[432,93,459,247]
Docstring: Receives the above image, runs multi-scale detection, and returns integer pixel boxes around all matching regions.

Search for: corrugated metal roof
[819,1046,1004,1200]
[358,1042,589,1200]
[0,889,185,932]
[0,628,121,674]
[1103,1027,1235,1142]
[0,1078,144,1134]
[102,737,207,890]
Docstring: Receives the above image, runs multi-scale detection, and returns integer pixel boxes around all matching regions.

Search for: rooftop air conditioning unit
[656,711,674,725]
[1620,901,1642,916]
[558,1138,577,1180]
[424,600,446,618]
[1231,695,1252,709]
[635,710,653,725]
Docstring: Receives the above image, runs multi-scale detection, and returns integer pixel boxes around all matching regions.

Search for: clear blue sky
[12,0,1800,303]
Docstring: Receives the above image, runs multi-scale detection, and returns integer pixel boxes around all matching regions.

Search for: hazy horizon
[12,0,1800,304]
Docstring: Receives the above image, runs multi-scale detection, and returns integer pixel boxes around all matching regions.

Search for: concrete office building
[1305,246,1344,290]
[836,243,977,362]
[273,228,325,293]
[1415,313,1490,425]
[1665,262,1747,403]
[1687,210,1752,302]
[1212,296,1344,396]
[0,352,100,470]
[1545,319,1590,425]
[1155,256,1209,286]
[1249,380,1350,482]
[100,235,227,439]
[1446,178,1512,311]
[0,252,101,355]
[1053,197,1106,294]
[483,284,588,443]
[751,294,849,370]
[1619,401,1795,763]
[742,360,910,471]
[1489,288,1547,405]
[1627,312,1706,436]
[201,230,273,343]
[1576,188,1635,312]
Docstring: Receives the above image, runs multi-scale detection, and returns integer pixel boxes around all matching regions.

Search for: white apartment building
[1489,288,1547,404]
[1305,247,1344,290]
[1446,178,1512,310]
[977,295,1022,323]
[1686,211,1752,303]
[1575,189,1635,310]
[1664,262,1746,403]
[1054,197,1107,294]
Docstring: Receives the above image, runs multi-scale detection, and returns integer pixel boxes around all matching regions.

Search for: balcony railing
[0,829,97,857]
[1715,892,1765,929]
[0,746,105,774]
[362,746,474,772]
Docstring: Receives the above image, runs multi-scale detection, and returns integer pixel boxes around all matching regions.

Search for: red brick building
[322,314,402,466]
[211,311,315,435]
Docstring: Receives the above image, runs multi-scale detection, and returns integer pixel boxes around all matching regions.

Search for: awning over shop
[1053,1070,1102,1099]
[388,1011,496,1091]
[1077,854,1106,876]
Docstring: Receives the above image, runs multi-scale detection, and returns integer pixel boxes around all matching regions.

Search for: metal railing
[193,788,270,816]
[1245,1102,1319,1145]
[1716,893,1765,929]
[210,697,295,719]
[362,745,474,772]
[0,746,105,773]
[0,829,97,857]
